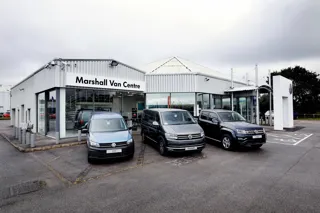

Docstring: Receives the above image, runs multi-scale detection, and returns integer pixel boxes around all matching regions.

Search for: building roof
[142,56,245,83]
[146,108,187,112]
[12,58,145,90]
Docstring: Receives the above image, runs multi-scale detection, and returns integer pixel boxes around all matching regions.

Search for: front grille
[177,133,201,140]
[99,141,127,148]
[245,129,264,134]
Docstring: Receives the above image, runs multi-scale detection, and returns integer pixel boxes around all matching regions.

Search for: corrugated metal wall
[61,60,145,86]
[146,74,196,93]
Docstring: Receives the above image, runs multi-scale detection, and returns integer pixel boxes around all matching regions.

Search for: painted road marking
[293,134,313,146]
[267,133,313,146]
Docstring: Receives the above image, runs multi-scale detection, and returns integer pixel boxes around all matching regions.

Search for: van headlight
[165,133,178,140]
[89,140,100,147]
[200,131,205,137]
[127,138,133,144]
[236,129,247,134]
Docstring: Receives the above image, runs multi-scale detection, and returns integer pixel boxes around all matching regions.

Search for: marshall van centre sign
[66,73,145,91]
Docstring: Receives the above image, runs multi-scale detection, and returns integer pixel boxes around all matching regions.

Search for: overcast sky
[1,0,319,86]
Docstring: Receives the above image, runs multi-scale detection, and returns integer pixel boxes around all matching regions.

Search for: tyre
[251,144,263,149]
[141,131,147,144]
[195,149,203,154]
[159,137,168,156]
[87,156,94,164]
[128,153,134,160]
[221,134,234,151]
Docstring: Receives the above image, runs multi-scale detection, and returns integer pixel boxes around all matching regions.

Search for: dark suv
[199,109,266,150]
[141,109,205,156]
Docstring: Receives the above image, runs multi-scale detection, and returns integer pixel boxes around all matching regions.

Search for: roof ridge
[150,57,175,73]
[175,56,224,75]
[173,57,193,73]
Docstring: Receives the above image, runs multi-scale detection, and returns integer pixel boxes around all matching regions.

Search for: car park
[82,112,134,163]
[141,109,205,156]
[199,109,266,150]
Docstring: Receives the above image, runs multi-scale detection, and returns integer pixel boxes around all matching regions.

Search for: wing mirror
[212,118,220,125]
[152,121,159,126]
[81,128,88,133]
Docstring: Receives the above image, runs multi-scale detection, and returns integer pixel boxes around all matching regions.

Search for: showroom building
[11,57,259,139]
[11,59,145,139]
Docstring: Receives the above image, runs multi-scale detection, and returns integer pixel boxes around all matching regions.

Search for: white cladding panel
[273,75,294,130]
[196,75,247,94]
[146,74,195,93]
[62,60,145,85]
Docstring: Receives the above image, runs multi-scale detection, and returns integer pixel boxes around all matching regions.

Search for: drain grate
[0,180,46,200]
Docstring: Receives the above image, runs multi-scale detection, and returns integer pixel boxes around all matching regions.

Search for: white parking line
[293,134,313,146]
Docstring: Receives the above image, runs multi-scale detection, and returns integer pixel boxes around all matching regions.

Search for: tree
[259,94,270,116]
[271,66,320,113]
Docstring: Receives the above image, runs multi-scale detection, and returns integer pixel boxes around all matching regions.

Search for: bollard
[18,128,22,143]
[26,132,30,145]
[13,127,16,138]
[30,133,35,148]
[15,127,19,139]
[78,130,81,142]
[55,132,59,144]
[22,129,26,144]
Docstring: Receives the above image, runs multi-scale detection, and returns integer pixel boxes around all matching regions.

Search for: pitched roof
[142,56,245,83]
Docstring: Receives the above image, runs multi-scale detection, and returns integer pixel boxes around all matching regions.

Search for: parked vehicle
[199,109,266,150]
[82,112,134,163]
[141,109,205,156]
[3,112,10,118]
[0,113,3,117]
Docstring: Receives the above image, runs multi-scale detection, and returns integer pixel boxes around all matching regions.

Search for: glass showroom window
[222,97,231,110]
[146,93,170,109]
[170,93,195,115]
[202,94,210,109]
[213,95,222,109]
[37,92,45,135]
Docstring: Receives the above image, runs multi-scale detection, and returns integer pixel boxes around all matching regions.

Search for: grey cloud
[198,0,320,65]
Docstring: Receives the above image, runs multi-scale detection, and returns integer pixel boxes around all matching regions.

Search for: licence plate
[185,147,197,151]
[106,149,122,154]
[253,135,262,139]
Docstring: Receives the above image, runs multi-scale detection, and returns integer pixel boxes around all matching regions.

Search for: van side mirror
[152,121,159,126]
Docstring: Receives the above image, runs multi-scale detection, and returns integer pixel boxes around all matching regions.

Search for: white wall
[273,75,294,130]
[196,75,247,95]
[10,66,59,129]
[0,91,10,113]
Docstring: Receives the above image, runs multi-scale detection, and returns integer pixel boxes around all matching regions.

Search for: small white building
[0,85,11,114]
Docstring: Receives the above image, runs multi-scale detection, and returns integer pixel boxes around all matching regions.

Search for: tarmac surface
[1,120,320,213]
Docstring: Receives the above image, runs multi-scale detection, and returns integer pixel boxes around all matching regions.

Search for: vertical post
[18,128,22,142]
[231,68,234,111]
[30,133,35,148]
[255,64,259,125]
[26,132,30,145]
[268,70,272,126]
[78,130,81,142]
[22,129,26,144]
[55,88,60,144]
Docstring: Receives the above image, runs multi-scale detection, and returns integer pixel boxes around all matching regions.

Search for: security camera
[50,61,57,66]
[110,60,119,67]
[61,62,71,67]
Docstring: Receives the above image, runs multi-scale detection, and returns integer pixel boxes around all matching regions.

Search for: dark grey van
[141,109,205,156]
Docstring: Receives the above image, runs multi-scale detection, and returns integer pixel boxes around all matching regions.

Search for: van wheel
[221,134,234,151]
[141,131,147,144]
[159,137,168,156]
[88,156,94,164]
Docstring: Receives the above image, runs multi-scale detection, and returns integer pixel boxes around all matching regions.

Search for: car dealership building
[11,57,266,140]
